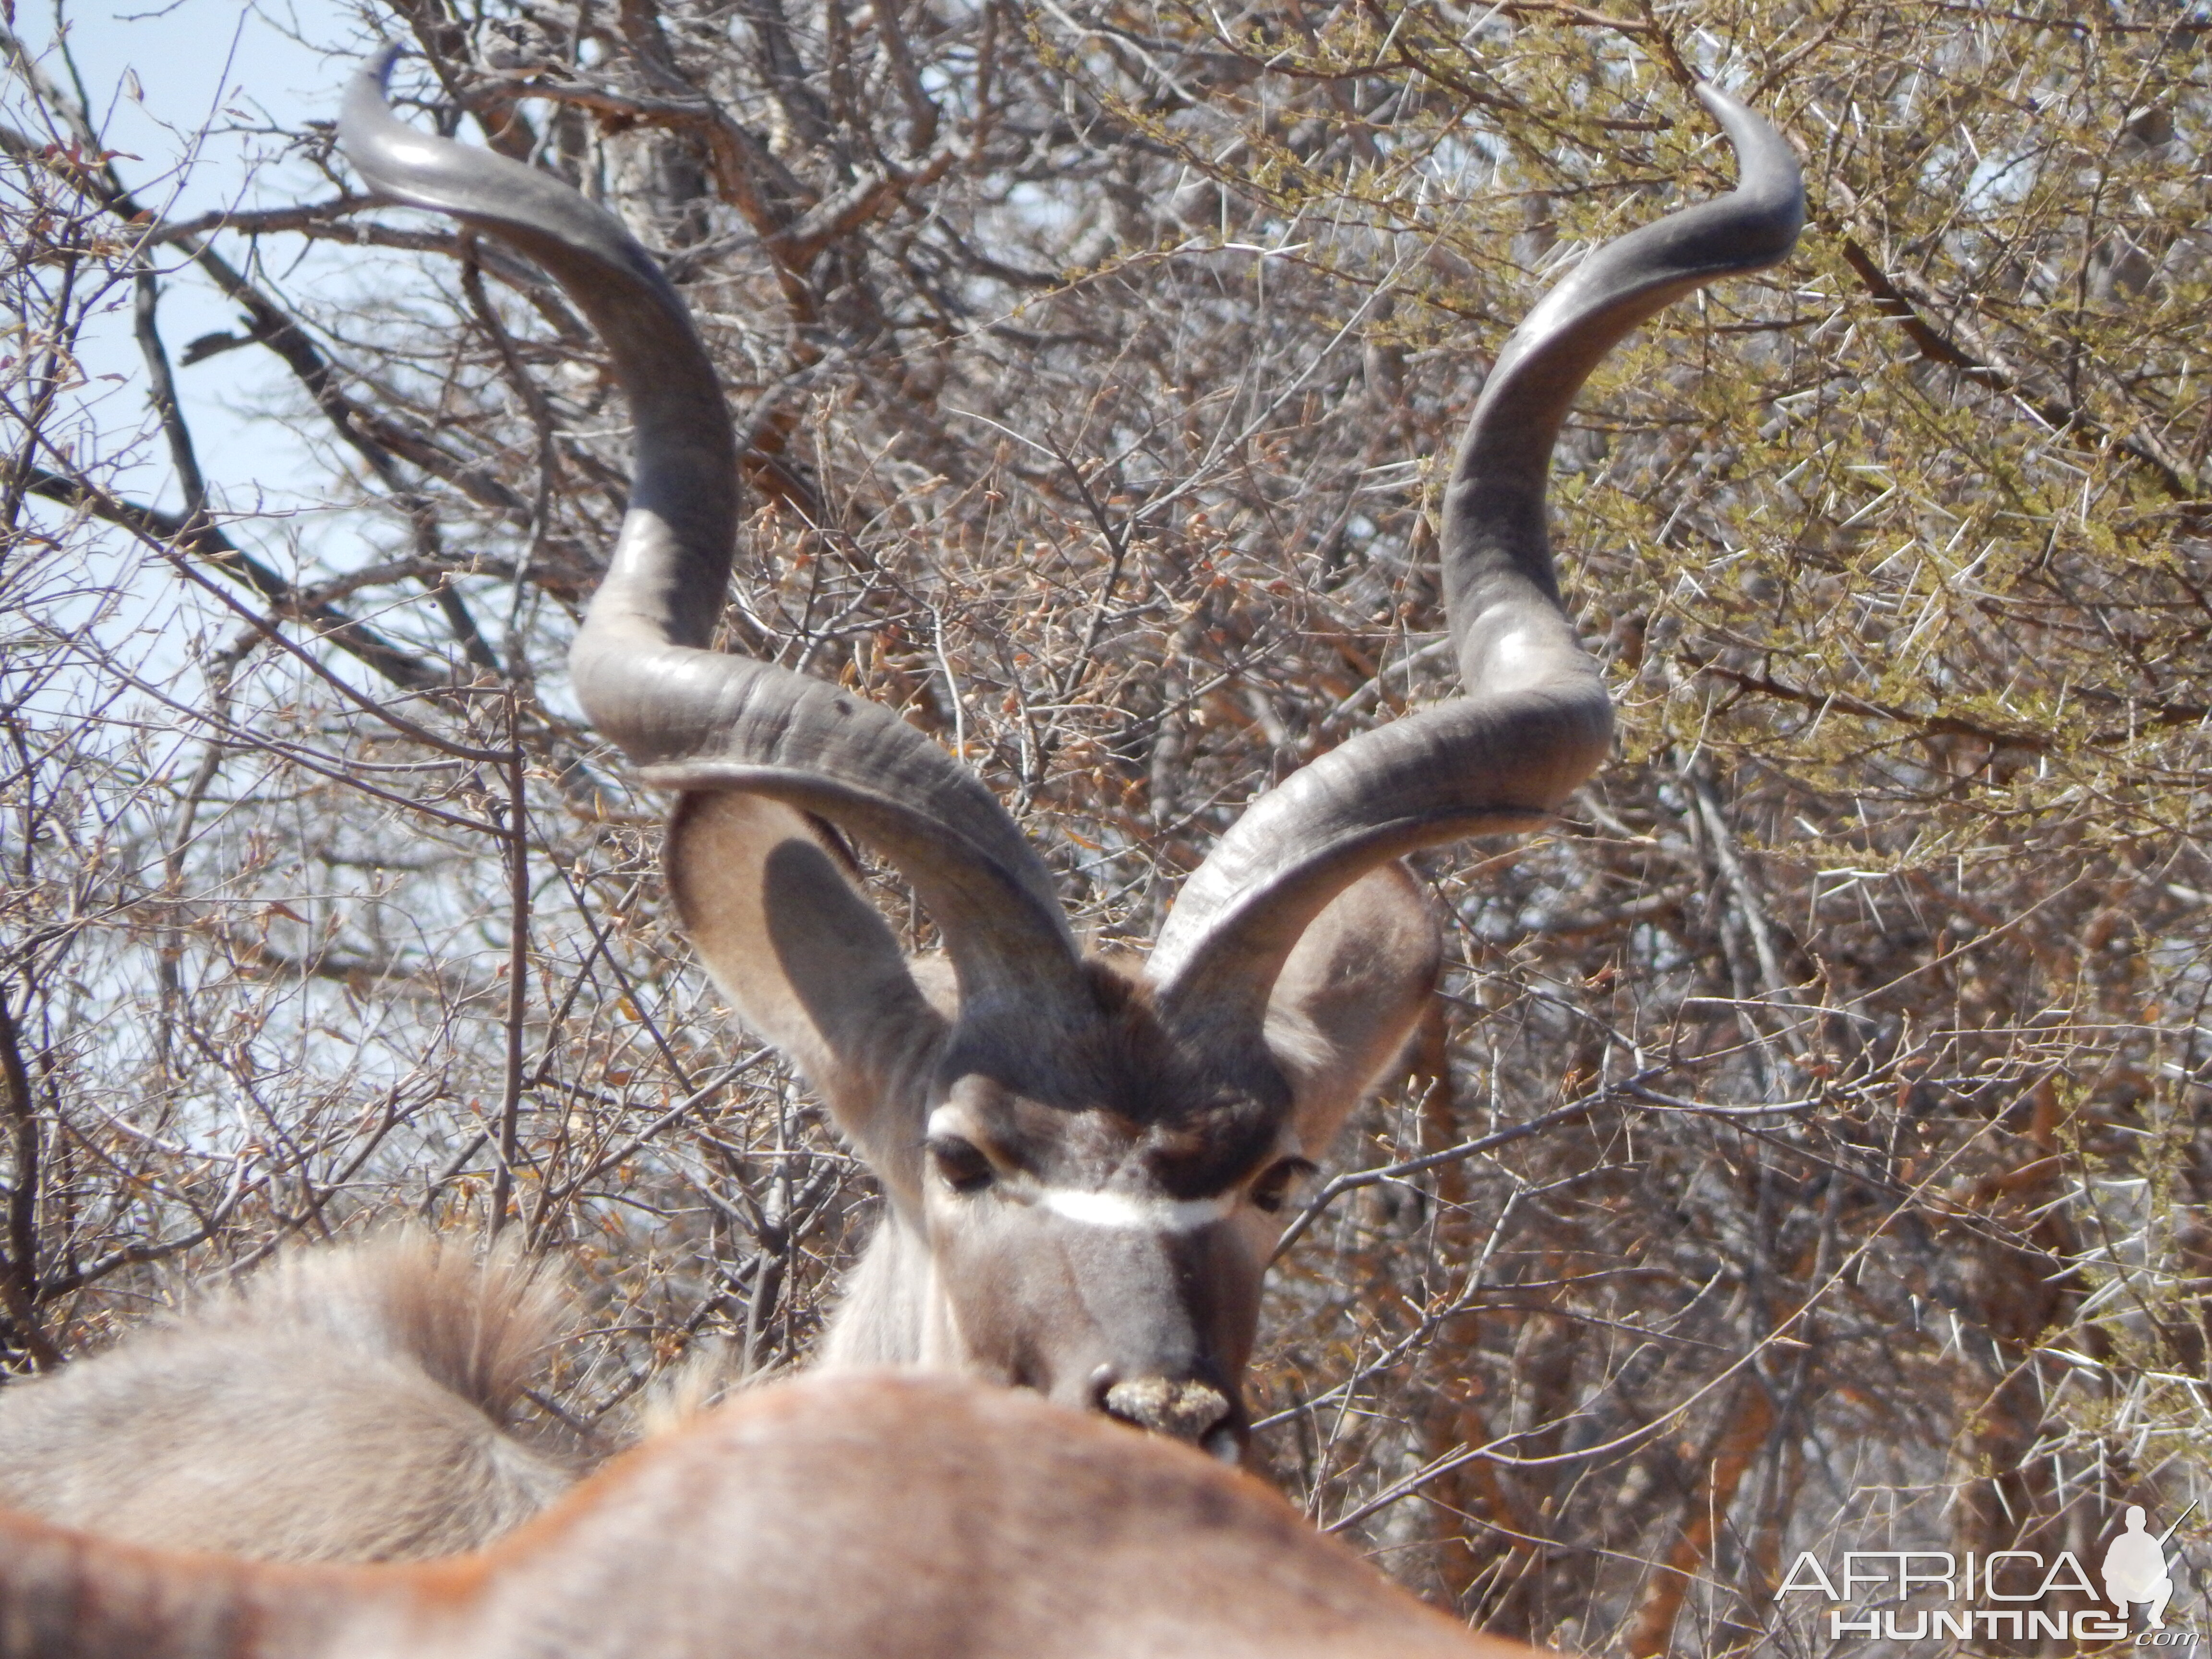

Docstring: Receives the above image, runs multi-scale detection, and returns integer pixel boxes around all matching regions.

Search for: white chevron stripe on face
[1039,1188,1235,1232]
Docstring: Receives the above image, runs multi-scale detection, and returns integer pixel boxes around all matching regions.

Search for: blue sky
[15,0,375,546]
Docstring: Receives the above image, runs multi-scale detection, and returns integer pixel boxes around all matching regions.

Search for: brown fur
[0,1234,578,1563]
[0,1371,1556,1659]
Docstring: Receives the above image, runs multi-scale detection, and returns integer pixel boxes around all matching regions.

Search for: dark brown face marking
[935,1087,1280,1200]
[1139,1108,1283,1202]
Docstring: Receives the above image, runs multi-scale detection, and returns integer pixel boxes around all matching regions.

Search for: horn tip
[364,39,404,86]
[1690,81,1743,123]
[1690,80,1806,255]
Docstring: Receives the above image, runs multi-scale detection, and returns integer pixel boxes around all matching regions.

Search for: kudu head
[339,58,1801,1457]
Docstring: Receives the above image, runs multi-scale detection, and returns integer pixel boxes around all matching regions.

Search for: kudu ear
[1260,863,1441,1153]
[668,793,945,1193]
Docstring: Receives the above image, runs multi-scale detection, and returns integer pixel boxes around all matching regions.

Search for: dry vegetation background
[4,0,2211,1652]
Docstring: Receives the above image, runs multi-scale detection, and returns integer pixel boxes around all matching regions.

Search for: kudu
[0,1370,1555,1659]
[337,56,1803,1458]
[0,1235,577,1562]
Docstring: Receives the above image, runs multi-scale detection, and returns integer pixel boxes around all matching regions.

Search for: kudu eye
[1249,1157,1316,1215]
[927,1136,997,1194]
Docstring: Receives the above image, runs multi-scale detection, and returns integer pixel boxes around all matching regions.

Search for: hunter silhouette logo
[2104,1502,2196,1634]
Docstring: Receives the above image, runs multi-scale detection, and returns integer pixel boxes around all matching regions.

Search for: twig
[0,985,60,1369]
[489,702,531,1239]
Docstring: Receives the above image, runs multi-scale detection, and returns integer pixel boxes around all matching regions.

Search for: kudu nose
[1096,1371,1240,1462]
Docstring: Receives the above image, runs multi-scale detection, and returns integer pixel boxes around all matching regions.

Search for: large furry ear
[667,793,945,1189]
[1261,863,1441,1154]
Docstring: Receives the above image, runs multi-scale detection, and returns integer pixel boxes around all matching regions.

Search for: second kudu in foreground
[0,1370,1555,1659]
[0,1236,579,1562]
[334,61,1803,1456]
